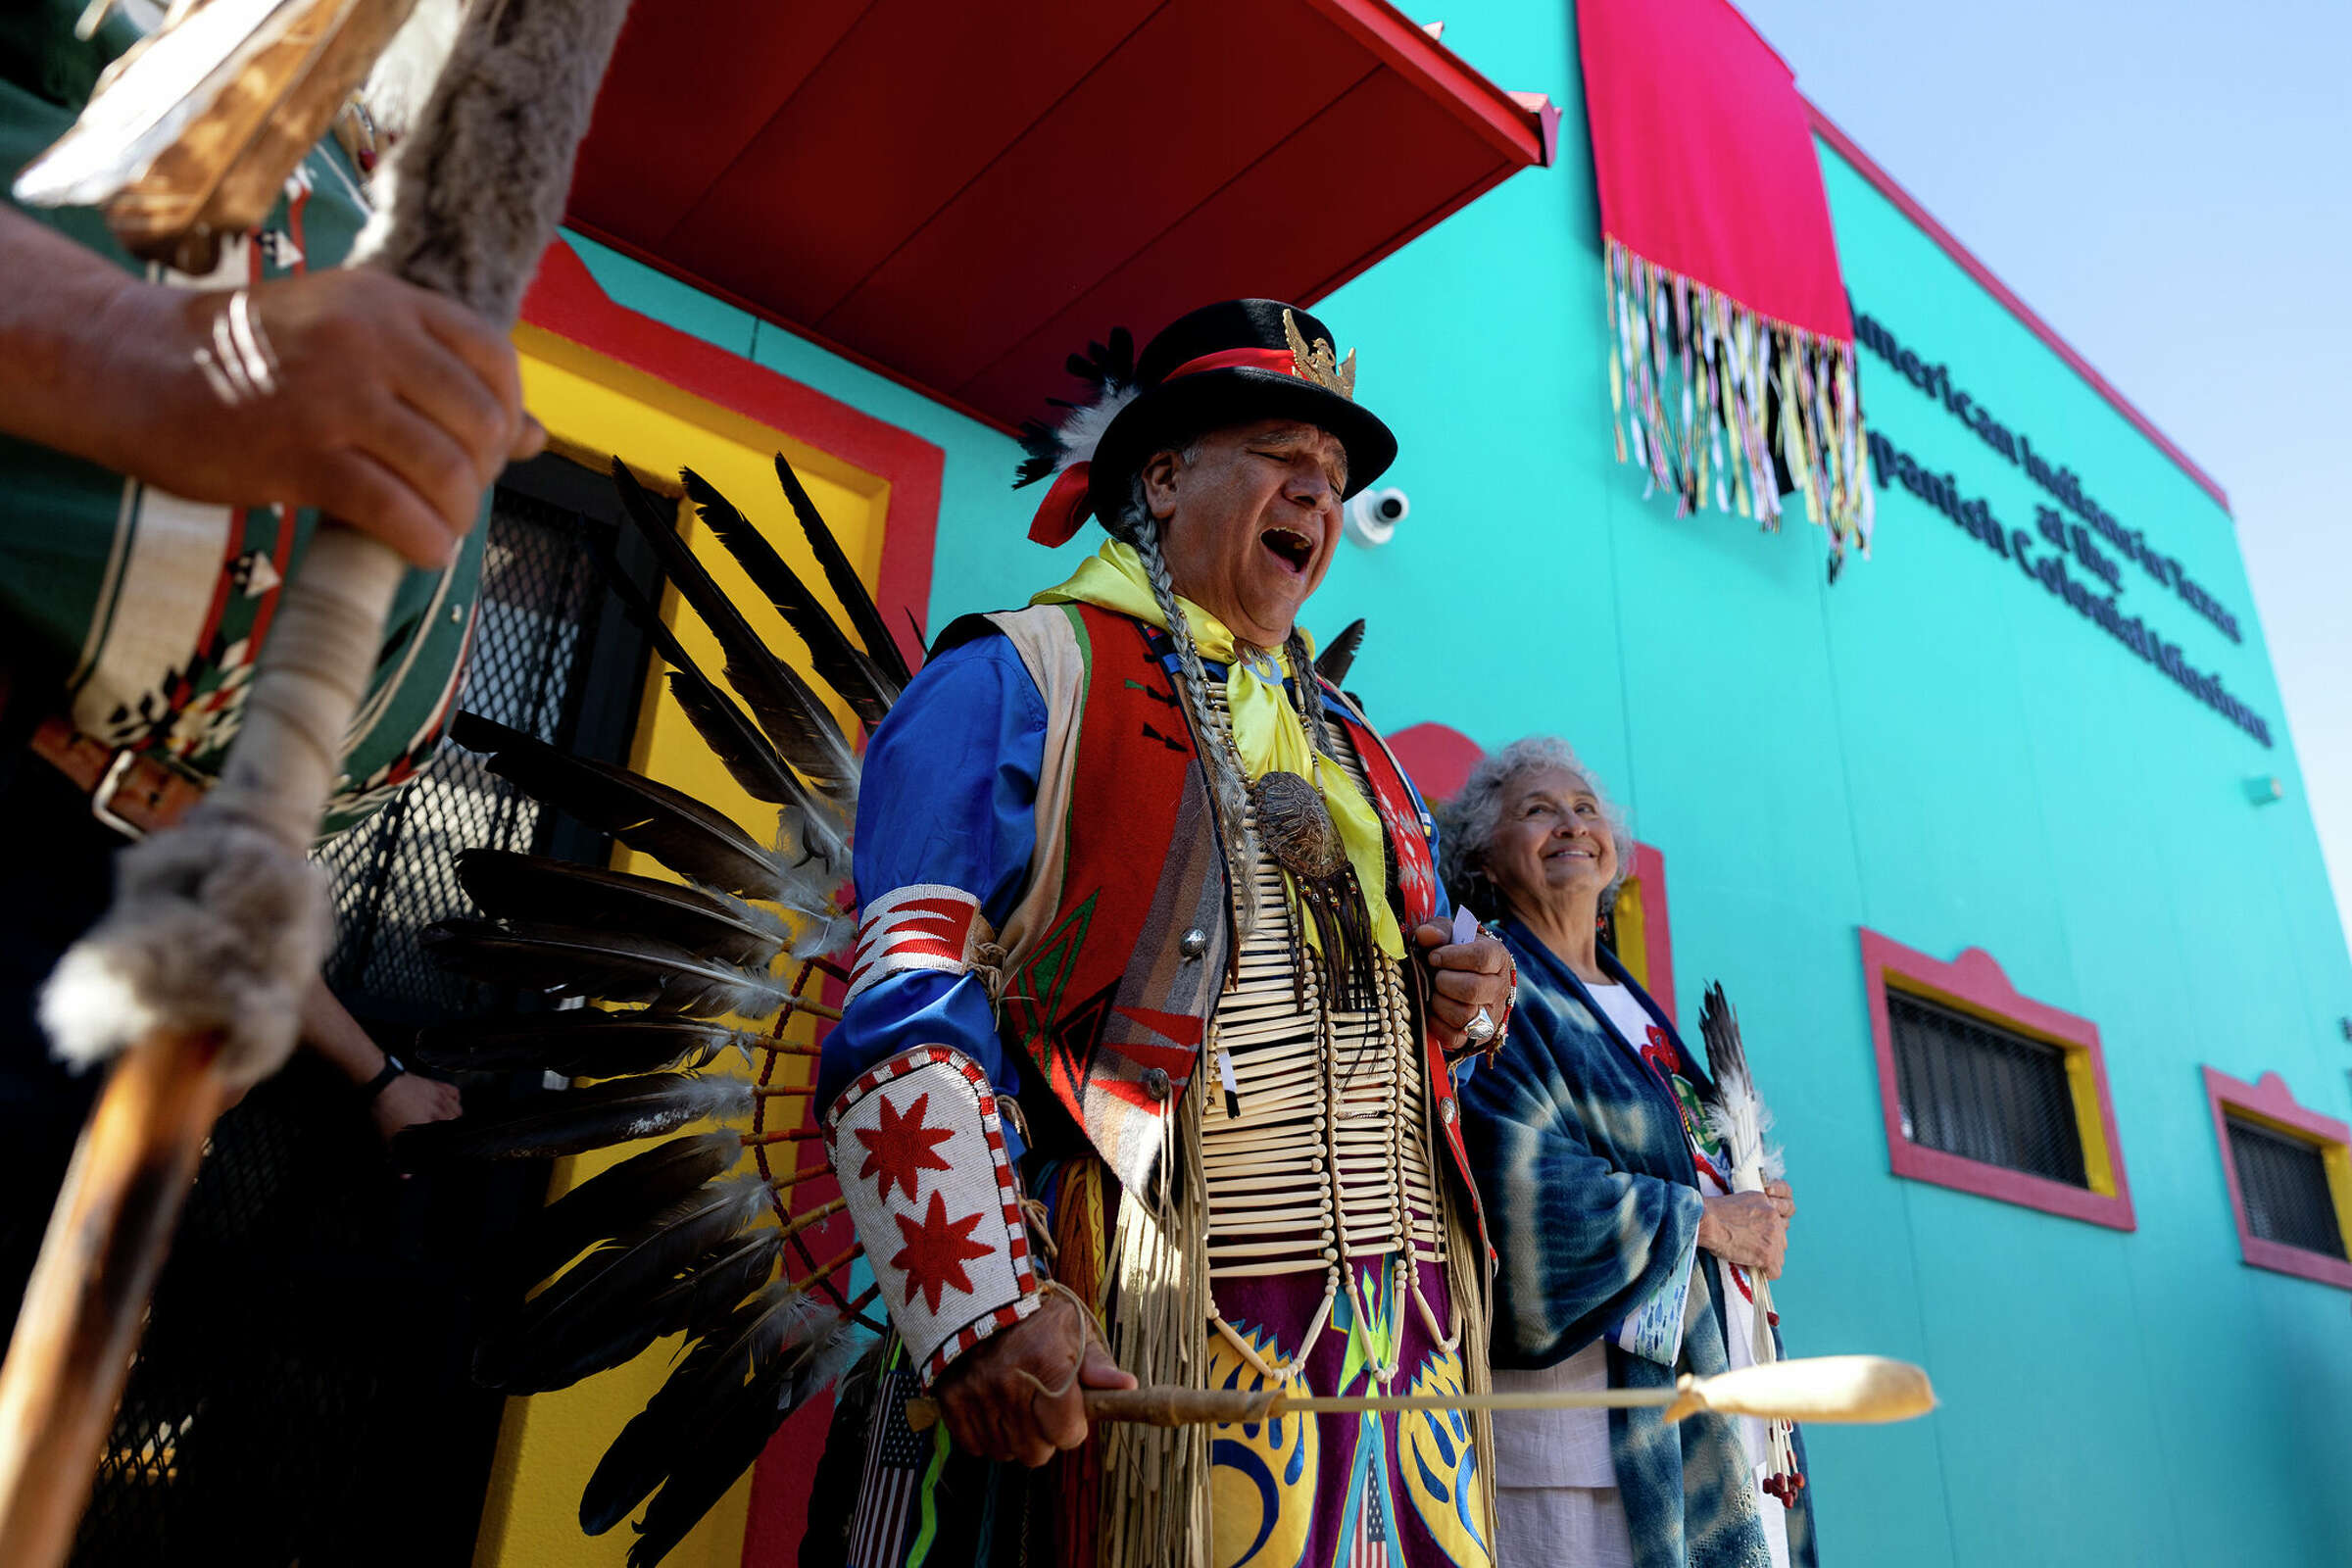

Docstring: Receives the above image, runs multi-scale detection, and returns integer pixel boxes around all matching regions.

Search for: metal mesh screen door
[71,455,655,1566]
[318,464,650,1023]
[1887,989,2089,1188]
[2227,1116,2348,1259]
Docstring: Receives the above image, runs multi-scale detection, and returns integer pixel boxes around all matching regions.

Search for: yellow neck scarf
[1034,541,1402,958]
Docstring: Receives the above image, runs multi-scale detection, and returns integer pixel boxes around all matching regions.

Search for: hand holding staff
[0,3,633,1563]
[906,1353,1936,1436]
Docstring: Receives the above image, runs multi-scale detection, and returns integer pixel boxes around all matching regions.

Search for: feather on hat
[1012,300,1396,548]
[1014,328,1140,547]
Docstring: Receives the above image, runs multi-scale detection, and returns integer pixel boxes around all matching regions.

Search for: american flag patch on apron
[848,1366,932,1568]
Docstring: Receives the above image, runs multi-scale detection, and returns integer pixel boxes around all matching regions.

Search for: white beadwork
[1197,669,1457,1382]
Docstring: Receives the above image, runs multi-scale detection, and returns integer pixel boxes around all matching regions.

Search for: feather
[1012,327,1138,489]
[482,1223,784,1395]
[15,0,418,265]
[500,1130,739,1292]
[684,466,897,728]
[1698,981,1796,1485]
[581,1282,863,1555]
[412,1012,755,1079]
[661,675,794,820]
[1314,617,1367,686]
[624,1313,864,1567]
[394,1071,752,1163]
[770,452,911,689]
[451,710,785,901]
[608,460,858,803]
[474,1173,774,1392]
[1698,981,1781,1186]
[589,541,817,820]
[421,919,793,1019]
[1014,417,1065,489]
[354,0,459,139]
[457,851,785,968]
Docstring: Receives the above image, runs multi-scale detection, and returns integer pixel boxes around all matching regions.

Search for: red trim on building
[562,0,1552,435]
[518,238,946,659]
[1858,929,2135,1231]
[1385,721,1485,803]
[1805,101,2230,515]
[2200,1066,2352,1291]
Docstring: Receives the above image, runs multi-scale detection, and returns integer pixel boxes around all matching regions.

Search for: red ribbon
[1160,346,1299,383]
[1026,463,1094,547]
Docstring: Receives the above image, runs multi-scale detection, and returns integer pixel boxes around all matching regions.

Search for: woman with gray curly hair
[1442,740,1813,1568]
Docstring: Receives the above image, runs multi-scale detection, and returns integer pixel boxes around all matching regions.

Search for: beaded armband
[847,884,993,1002]
[825,1045,1043,1383]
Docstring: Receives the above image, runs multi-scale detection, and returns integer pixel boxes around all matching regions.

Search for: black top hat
[1016,299,1398,546]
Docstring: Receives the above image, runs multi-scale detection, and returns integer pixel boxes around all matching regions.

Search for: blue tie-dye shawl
[1459,916,1817,1568]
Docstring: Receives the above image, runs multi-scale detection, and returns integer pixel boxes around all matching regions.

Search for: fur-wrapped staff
[0,1,632,1560]
[1699,980,1805,1504]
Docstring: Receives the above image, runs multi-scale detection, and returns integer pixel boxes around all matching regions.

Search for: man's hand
[0,208,542,568]
[370,1071,463,1143]
[1697,1190,1789,1280]
[1409,920,1513,1055]
[931,1291,1136,1467]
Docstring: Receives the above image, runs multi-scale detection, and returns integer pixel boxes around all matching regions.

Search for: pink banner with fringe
[1577,0,1872,572]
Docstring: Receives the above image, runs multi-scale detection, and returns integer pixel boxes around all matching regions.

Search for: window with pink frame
[1858,929,2135,1230]
[2201,1067,2352,1290]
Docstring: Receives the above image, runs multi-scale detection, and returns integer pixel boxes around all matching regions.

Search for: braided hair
[1125,474,1260,935]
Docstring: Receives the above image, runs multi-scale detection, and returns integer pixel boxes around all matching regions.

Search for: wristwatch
[361,1052,408,1102]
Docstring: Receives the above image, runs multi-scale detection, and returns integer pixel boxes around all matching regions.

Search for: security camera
[1343,485,1409,547]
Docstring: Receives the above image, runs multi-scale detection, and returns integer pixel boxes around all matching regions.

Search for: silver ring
[1464,1007,1496,1045]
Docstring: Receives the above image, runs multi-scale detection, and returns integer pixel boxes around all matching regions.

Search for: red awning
[564,0,1554,430]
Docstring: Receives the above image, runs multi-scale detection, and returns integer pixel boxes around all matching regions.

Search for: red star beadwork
[855,1091,955,1203]
[890,1190,992,1313]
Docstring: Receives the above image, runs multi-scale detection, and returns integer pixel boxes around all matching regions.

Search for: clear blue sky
[1735,0,2352,957]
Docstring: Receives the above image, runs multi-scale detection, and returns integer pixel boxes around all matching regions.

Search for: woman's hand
[1697,1190,1788,1279]
[1410,920,1514,1054]
[370,1072,463,1142]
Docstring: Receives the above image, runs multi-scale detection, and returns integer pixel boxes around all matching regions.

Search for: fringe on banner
[1604,237,1875,580]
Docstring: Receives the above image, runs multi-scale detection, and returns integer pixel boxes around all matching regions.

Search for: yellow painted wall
[470,324,889,1568]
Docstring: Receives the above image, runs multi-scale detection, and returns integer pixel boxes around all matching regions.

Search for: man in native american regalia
[812,299,1520,1568]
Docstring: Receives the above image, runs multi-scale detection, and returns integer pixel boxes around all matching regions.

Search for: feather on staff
[770,452,912,688]
[472,1172,775,1393]
[580,1282,866,1562]
[494,1130,741,1294]
[592,547,823,821]
[456,850,788,968]
[420,919,796,1019]
[395,1072,755,1163]
[609,460,859,804]
[453,711,790,903]
[685,465,899,727]
[1699,980,1803,1501]
[583,550,850,901]
[410,461,893,1561]
[410,1012,790,1080]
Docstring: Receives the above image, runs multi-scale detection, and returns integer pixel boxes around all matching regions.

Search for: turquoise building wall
[568,3,2352,1559]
